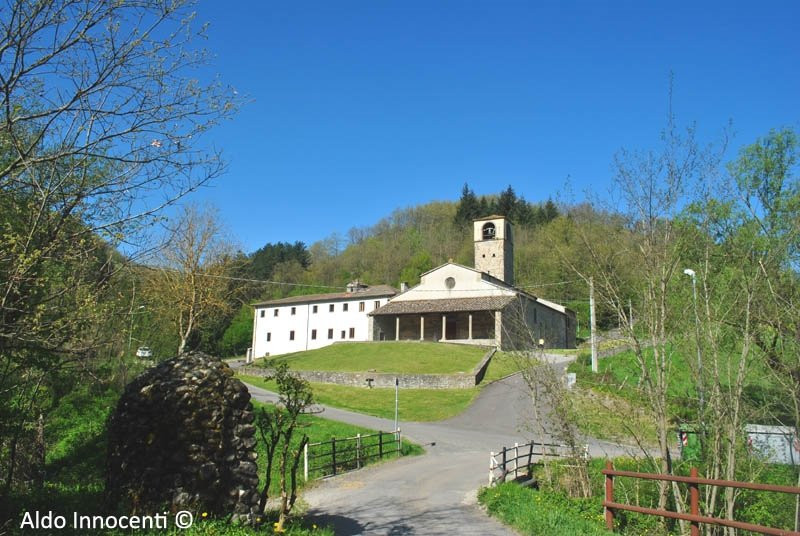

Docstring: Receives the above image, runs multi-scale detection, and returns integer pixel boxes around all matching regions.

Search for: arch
[482,222,496,240]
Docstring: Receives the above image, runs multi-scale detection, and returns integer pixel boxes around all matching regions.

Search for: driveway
[244,353,642,535]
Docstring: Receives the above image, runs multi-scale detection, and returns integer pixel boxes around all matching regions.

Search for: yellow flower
[201,512,208,518]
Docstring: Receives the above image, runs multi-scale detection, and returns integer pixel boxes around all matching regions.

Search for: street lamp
[683,268,704,418]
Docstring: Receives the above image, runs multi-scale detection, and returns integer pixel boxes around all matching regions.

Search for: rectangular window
[312,305,318,314]
[374,300,381,309]
[273,309,279,317]
[340,330,346,339]
[311,329,317,340]
[343,303,349,312]
[327,328,333,339]
[349,327,355,339]
[291,306,296,315]
[359,302,365,312]
[289,330,295,341]
[329,304,334,312]
[266,332,271,342]
[260,310,265,318]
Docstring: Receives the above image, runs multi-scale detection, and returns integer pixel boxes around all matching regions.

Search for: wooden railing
[303,429,401,480]
[603,461,800,536]
[489,440,584,485]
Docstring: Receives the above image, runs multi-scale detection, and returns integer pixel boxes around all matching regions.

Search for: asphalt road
[244,353,642,535]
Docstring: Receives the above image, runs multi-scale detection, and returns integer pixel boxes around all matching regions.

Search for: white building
[251,281,396,358]
[369,216,576,349]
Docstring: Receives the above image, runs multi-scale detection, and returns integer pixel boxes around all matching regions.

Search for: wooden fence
[489,440,585,485]
[603,461,800,535]
[304,429,401,481]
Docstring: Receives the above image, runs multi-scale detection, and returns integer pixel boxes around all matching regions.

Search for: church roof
[253,285,397,307]
[370,295,517,316]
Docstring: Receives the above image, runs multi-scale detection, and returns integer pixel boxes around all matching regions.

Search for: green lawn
[242,350,528,422]
[257,341,488,374]
[241,374,481,421]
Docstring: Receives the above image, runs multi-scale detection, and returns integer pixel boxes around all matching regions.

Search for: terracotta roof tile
[253,285,397,307]
[369,295,517,315]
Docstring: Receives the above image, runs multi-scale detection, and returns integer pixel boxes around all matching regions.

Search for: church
[368,216,576,350]
[251,216,575,357]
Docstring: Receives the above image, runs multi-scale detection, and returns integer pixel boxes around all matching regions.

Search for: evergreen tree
[454,183,480,225]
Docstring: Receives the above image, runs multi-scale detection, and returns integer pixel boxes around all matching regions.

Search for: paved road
[243,353,642,535]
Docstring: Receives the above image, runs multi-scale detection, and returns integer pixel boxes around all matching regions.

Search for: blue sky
[193,0,799,253]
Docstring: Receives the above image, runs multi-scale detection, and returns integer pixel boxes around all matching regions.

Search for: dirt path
[244,353,641,535]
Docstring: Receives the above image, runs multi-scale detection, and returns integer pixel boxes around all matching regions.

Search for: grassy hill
[259,341,490,374]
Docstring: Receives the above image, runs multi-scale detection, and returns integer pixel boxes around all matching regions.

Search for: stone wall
[106,352,260,523]
[240,348,497,390]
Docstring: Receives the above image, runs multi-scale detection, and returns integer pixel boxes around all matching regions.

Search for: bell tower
[473,216,514,285]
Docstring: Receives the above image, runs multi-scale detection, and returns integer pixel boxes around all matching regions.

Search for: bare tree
[145,204,237,355]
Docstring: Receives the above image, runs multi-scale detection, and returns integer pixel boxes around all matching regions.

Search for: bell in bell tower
[473,216,514,285]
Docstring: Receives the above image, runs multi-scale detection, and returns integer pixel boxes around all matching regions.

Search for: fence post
[528,442,534,467]
[690,467,699,536]
[514,442,519,479]
[356,434,362,469]
[489,451,495,486]
[502,447,507,483]
[379,431,383,459]
[303,442,308,481]
[396,429,401,456]
[605,460,614,531]
[331,437,337,476]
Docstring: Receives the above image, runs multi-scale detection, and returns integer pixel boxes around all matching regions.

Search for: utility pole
[394,378,399,432]
[590,277,598,373]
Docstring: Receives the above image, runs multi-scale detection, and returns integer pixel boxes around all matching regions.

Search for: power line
[141,266,346,290]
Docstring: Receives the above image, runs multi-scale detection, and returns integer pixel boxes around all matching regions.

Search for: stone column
[494,311,502,348]
[395,316,400,341]
[468,313,473,340]
[420,316,425,341]
[441,315,447,341]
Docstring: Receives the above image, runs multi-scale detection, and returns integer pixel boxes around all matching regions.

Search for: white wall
[391,263,515,302]
[252,296,392,357]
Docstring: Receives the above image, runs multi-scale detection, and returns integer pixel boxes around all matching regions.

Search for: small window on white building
[274,309,279,317]
[266,332,271,342]
[374,300,380,309]
[329,304,334,312]
[340,330,346,339]
[312,305,318,313]
[311,329,317,340]
[291,306,296,315]
[343,303,349,312]
[289,330,295,341]
[359,302,365,312]
[327,328,333,339]
[260,310,265,318]
[349,327,355,339]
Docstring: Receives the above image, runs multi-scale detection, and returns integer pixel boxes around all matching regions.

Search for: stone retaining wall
[240,347,497,390]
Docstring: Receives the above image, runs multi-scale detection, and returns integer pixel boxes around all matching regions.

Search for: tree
[454,183,480,225]
[0,0,238,495]
[254,364,314,531]
[145,204,238,355]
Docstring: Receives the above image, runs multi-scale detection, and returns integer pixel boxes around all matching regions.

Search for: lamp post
[683,268,704,418]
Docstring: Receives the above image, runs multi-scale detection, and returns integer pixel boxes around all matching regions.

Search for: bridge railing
[489,440,585,485]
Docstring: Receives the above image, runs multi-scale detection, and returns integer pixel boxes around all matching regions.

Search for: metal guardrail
[304,429,401,480]
[603,461,800,535]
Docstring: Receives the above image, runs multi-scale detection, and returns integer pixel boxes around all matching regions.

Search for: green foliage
[479,483,613,536]
[220,305,254,357]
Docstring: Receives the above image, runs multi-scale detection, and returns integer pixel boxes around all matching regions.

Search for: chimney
[400,282,408,293]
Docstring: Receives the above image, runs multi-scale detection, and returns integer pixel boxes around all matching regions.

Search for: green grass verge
[241,349,525,422]
[241,374,481,421]
[257,341,488,374]
[479,483,613,536]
